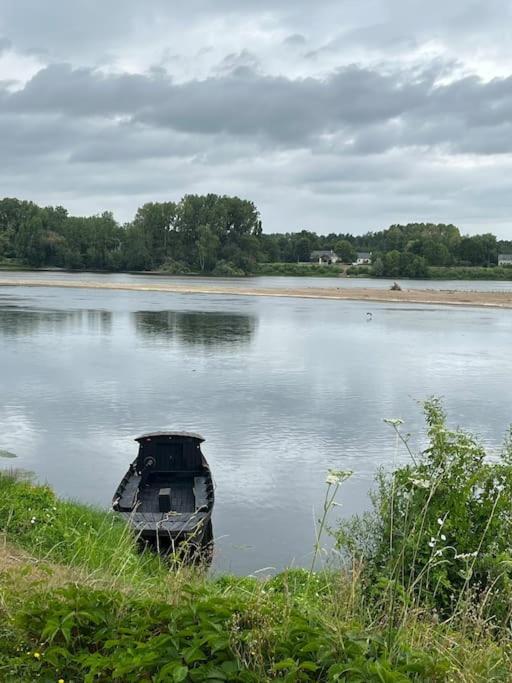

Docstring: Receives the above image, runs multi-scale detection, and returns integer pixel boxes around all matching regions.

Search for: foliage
[2,196,511,278]
[429,266,512,280]
[0,472,166,584]
[0,578,450,682]
[255,262,345,276]
[336,400,512,629]
[0,195,261,275]
[212,260,246,277]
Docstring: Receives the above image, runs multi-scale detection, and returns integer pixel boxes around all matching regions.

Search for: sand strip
[1,278,512,309]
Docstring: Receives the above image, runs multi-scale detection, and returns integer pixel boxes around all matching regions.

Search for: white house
[498,254,512,266]
[310,250,340,264]
[353,251,372,266]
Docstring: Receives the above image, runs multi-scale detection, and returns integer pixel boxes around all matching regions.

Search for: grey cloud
[0,36,11,53]
[2,62,426,142]
[214,50,261,75]
[283,34,307,46]
[4,60,512,157]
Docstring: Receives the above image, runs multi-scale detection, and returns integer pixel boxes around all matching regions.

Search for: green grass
[428,265,512,280]
[0,471,170,591]
[2,400,512,682]
[0,258,31,271]
[254,262,346,277]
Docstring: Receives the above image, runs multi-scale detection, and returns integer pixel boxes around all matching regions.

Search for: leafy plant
[336,399,512,629]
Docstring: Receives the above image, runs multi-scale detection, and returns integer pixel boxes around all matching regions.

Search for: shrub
[212,260,246,277]
[157,259,193,275]
[346,265,371,276]
[2,583,447,682]
[254,262,344,277]
[336,400,512,629]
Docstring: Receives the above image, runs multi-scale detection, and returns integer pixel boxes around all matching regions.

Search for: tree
[372,256,384,277]
[383,250,401,277]
[334,239,357,263]
[196,225,220,272]
[131,202,177,267]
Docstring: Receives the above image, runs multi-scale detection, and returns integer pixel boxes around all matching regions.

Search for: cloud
[0,36,11,54]
[283,33,307,46]
[3,60,512,156]
[1,0,512,235]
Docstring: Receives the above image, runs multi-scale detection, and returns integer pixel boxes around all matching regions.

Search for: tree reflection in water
[134,310,257,347]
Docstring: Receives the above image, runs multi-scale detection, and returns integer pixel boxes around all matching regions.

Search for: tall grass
[0,471,187,597]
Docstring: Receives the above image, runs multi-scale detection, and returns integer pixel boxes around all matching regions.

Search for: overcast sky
[1,1,512,236]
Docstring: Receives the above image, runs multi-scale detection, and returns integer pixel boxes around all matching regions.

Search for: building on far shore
[310,250,340,264]
[498,254,512,266]
[353,251,372,266]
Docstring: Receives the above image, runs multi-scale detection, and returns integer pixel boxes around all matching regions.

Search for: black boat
[113,431,214,555]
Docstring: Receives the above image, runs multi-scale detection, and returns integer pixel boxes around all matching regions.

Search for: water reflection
[134,310,257,347]
[0,307,112,336]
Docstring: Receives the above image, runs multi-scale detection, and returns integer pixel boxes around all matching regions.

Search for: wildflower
[383,418,404,426]
[58,679,65,683]
[441,534,446,541]
[409,478,430,489]
[325,469,353,485]
[30,517,36,524]
[455,551,478,560]
[33,652,41,659]
[437,517,444,526]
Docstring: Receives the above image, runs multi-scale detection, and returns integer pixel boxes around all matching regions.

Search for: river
[1,273,512,573]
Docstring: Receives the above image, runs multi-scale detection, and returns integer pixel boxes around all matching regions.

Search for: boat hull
[113,433,215,559]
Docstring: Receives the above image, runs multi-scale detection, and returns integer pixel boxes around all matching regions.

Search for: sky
[1,1,512,237]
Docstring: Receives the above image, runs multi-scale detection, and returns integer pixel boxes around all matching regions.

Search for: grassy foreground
[2,402,512,681]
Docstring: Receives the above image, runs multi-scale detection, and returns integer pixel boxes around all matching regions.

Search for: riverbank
[3,277,512,309]
[4,262,512,281]
[0,469,509,681]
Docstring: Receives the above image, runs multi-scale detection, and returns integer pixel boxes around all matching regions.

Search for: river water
[1,273,512,574]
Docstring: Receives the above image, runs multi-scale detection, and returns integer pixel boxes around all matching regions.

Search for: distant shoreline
[3,263,512,281]
[2,277,512,309]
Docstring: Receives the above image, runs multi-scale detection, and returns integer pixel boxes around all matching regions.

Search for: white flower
[383,418,404,426]
[409,478,430,489]
[325,469,353,485]
[437,517,444,526]
[441,534,446,541]
[455,551,478,560]
[435,549,443,557]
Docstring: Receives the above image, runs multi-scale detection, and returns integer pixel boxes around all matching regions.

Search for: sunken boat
[113,431,214,554]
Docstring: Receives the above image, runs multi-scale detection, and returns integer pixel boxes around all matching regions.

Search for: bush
[429,266,512,280]
[1,583,447,682]
[336,400,512,628]
[156,259,193,275]
[254,262,344,277]
[346,265,371,276]
[212,260,246,277]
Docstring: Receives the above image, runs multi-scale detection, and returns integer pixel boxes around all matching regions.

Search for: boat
[113,431,214,556]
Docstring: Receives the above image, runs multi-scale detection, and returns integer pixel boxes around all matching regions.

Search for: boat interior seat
[158,487,172,513]
[117,475,141,511]
[193,476,208,511]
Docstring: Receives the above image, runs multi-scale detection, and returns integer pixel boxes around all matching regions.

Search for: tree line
[1,195,511,277]
[0,195,262,276]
